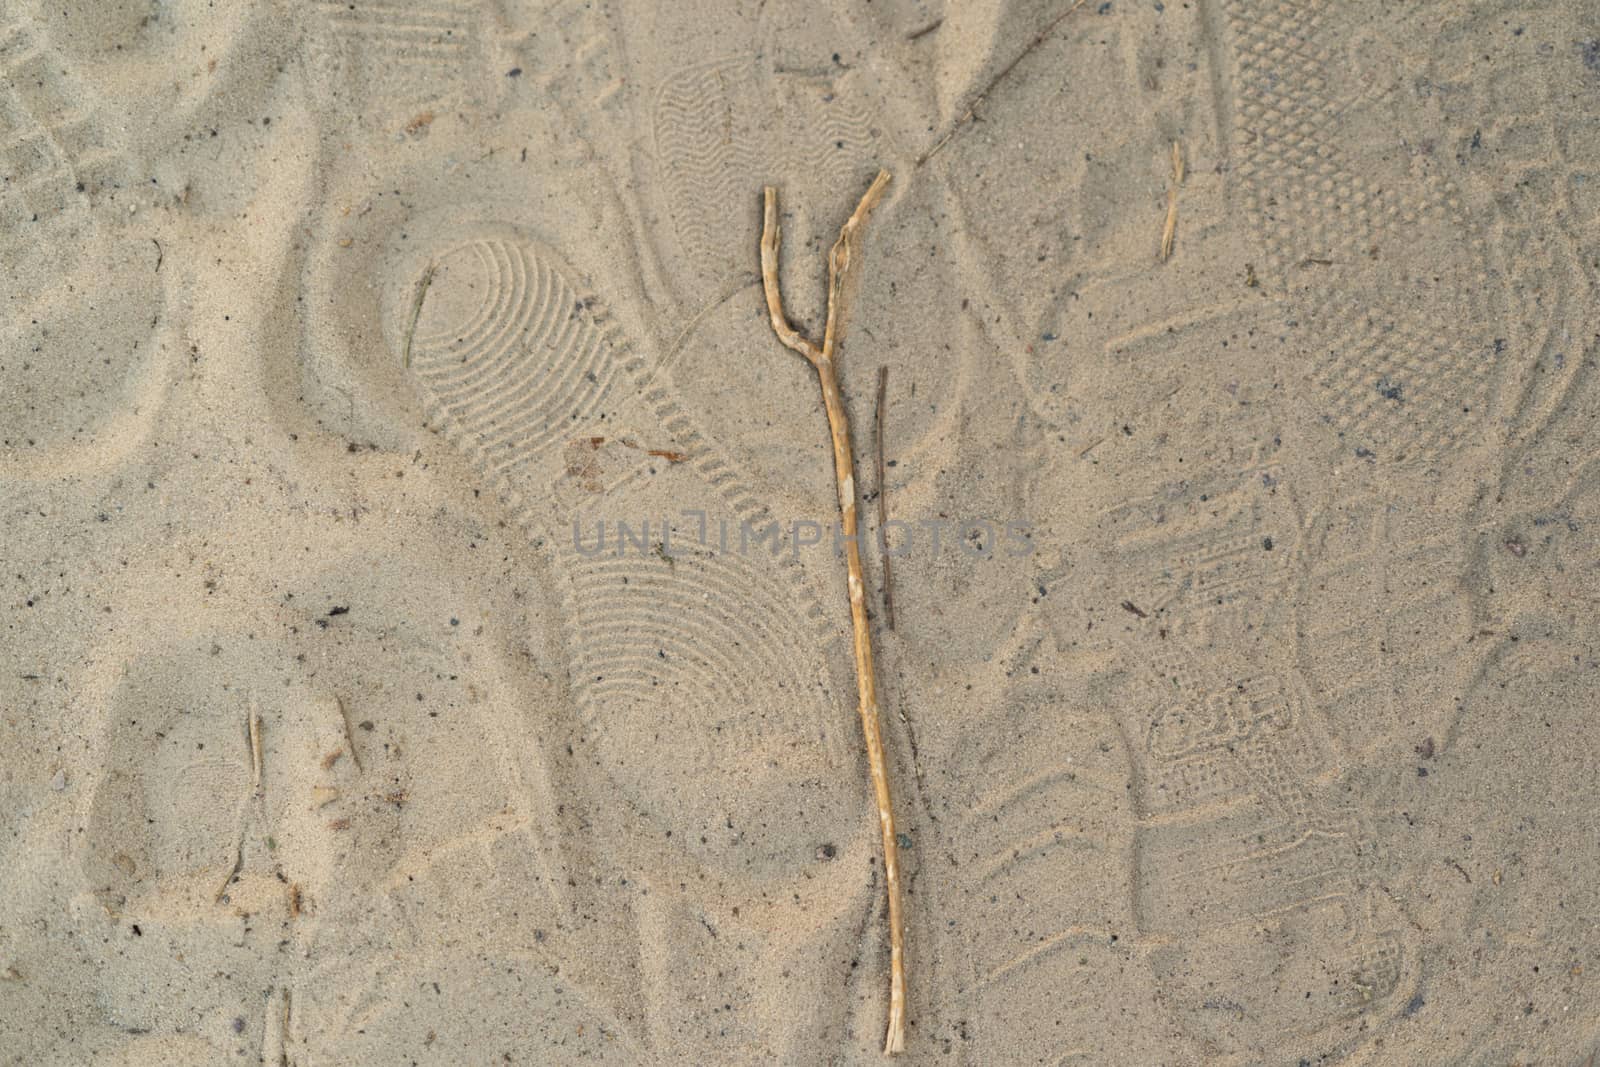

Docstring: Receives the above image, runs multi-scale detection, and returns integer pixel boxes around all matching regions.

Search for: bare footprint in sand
[76,637,306,1054]
[72,543,641,1060]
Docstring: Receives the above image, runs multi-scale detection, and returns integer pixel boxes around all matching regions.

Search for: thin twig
[334,694,364,773]
[218,708,263,903]
[761,170,907,1055]
[1160,140,1184,262]
[917,0,1090,166]
[215,838,244,903]
[282,987,292,1065]
[874,365,896,631]
[249,709,264,797]
[402,262,436,368]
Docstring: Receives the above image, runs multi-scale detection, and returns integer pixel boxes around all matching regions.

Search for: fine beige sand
[4,1,1600,1063]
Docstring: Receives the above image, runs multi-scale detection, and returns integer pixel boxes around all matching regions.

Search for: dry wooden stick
[760,169,907,1054]
[874,365,896,631]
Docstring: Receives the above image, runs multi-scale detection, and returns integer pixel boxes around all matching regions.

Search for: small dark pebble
[506,67,522,77]
[327,606,349,617]
[816,843,837,861]
[232,1017,246,1034]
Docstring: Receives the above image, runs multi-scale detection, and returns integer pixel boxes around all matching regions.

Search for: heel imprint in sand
[760,169,907,1055]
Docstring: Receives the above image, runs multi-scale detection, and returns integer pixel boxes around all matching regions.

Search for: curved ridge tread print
[403,229,835,566]
[409,237,616,476]
[565,552,834,753]
[399,230,846,871]
[804,96,876,187]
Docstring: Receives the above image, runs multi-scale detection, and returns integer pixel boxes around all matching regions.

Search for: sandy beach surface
[4,1,1600,1063]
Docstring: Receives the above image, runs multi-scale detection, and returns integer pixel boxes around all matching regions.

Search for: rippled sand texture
[3,1,1599,1063]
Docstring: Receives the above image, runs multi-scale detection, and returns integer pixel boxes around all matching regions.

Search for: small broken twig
[761,170,907,1054]
[1160,140,1184,262]
[249,710,264,796]
[402,262,436,369]
[874,365,896,631]
[334,694,364,773]
[215,839,244,903]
